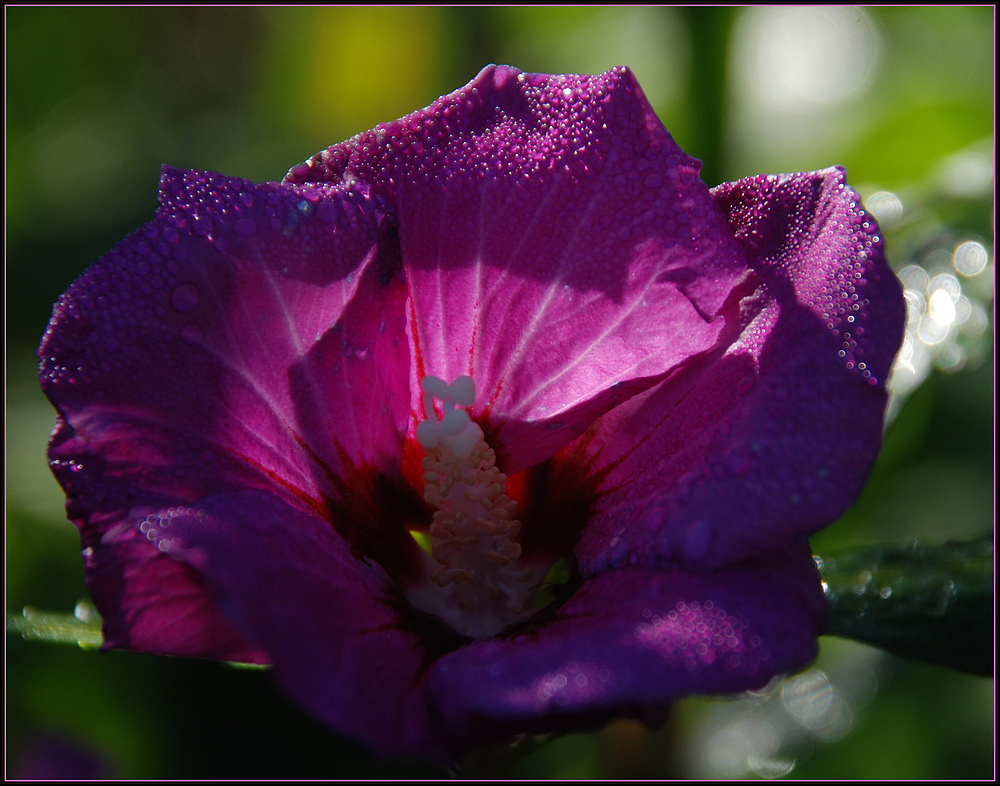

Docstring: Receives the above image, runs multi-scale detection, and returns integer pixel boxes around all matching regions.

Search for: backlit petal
[287,65,748,472]
[574,168,905,573]
[41,168,410,655]
[145,490,443,759]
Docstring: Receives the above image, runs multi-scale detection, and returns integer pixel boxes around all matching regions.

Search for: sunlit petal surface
[574,169,905,574]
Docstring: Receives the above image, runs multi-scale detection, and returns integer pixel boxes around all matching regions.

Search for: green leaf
[817,538,993,675]
[7,600,103,649]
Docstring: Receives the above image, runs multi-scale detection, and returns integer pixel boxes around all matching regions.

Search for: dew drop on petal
[191,214,212,237]
[683,520,715,563]
[233,218,257,236]
[170,283,200,313]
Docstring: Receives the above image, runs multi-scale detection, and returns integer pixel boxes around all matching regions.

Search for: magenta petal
[711,168,905,384]
[150,490,440,759]
[40,67,909,763]
[41,167,410,657]
[427,544,827,752]
[575,168,905,573]
[287,66,748,472]
[86,514,266,663]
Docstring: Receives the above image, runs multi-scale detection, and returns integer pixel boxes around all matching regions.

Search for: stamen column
[411,375,536,637]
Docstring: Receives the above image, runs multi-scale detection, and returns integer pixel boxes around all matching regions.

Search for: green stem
[817,537,993,675]
[680,7,736,187]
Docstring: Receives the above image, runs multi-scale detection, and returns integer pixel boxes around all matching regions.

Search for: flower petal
[148,489,444,760]
[41,167,411,656]
[85,515,266,663]
[574,168,905,573]
[427,544,826,754]
[287,66,749,472]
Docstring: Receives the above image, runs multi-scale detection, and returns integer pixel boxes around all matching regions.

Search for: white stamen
[417,376,481,459]
[408,374,542,638]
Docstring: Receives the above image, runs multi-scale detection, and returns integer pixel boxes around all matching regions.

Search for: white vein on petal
[483,167,604,416]
[477,172,574,404]
[508,268,661,417]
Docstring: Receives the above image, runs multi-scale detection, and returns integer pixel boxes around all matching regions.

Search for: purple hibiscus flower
[40,65,904,761]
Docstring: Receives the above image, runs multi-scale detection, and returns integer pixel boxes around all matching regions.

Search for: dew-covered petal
[86,512,266,662]
[574,168,905,573]
[711,168,904,384]
[41,167,411,656]
[427,544,826,754]
[287,66,748,473]
[148,489,442,760]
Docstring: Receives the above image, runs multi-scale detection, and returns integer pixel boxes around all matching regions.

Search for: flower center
[406,375,542,638]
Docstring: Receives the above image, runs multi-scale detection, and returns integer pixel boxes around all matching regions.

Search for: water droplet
[676,472,697,501]
[683,520,714,564]
[315,202,338,223]
[233,218,257,236]
[170,283,200,313]
[191,214,212,237]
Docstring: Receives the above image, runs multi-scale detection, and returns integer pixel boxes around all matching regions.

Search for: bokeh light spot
[953,240,988,276]
[736,7,879,111]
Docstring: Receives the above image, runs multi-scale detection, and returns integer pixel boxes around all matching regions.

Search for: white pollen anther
[447,375,476,407]
[417,375,483,459]
[408,374,541,638]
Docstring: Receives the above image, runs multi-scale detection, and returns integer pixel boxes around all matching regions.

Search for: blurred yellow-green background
[7,7,993,778]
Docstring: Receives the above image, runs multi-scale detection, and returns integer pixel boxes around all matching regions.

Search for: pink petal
[41,167,412,655]
[150,490,445,760]
[427,544,827,754]
[574,168,905,573]
[86,512,266,663]
[287,66,749,472]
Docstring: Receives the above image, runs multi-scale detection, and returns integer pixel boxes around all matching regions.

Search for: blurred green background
[7,7,993,778]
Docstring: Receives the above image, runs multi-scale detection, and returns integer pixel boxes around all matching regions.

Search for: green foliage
[7,606,103,649]
[820,539,993,675]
